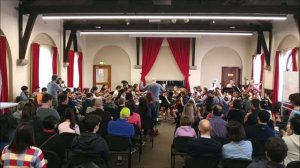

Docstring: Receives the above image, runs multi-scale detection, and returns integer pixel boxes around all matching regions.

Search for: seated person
[245,110,275,140]
[227,99,245,124]
[1,123,46,167]
[87,108,111,137]
[58,108,80,135]
[244,99,260,127]
[12,101,26,121]
[81,92,93,116]
[57,93,77,117]
[86,98,104,114]
[222,121,252,160]
[282,114,300,165]
[70,115,110,168]
[208,105,227,138]
[247,137,288,168]
[20,85,29,101]
[113,97,126,120]
[36,116,65,161]
[127,100,141,128]
[107,107,135,140]
[186,119,222,158]
[36,93,60,122]
[175,116,197,138]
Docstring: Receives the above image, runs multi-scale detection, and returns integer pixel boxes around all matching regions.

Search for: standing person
[140,78,165,123]
[36,87,47,106]
[1,123,46,168]
[20,85,29,102]
[47,74,63,109]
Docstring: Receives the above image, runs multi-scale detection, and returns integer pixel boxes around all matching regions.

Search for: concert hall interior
[0,0,299,168]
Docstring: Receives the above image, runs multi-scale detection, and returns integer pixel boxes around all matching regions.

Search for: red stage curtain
[78,52,83,90]
[32,43,40,92]
[272,51,281,106]
[67,51,75,87]
[259,53,265,92]
[291,48,298,71]
[0,36,8,103]
[52,47,58,75]
[141,37,163,83]
[167,38,190,90]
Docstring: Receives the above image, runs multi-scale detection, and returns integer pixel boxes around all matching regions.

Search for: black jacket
[187,137,222,158]
[70,132,110,168]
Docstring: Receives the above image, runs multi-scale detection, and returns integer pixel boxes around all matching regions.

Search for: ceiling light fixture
[79,31,253,37]
[42,14,287,21]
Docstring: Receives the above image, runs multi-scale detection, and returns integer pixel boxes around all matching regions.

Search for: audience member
[244,99,260,127]
[227,99,245,124]
[222,121,252,160]
[86,98,104,114]
[47,74,64,108]
[175,116,197,138]
[107,107,135,139]
[36,93,60,122]
[138,97,152,136]
[282,114,300,165]
[20,102,43,138]
[1,123,46,168]
[81,92,93,116]
[57,93,77,117]
[186,119,222,158]
[12,101,26,121]
[113,97,126,120]
[58,108,80,134]
[70,114,110,167]
[181,100,196,124]
[36,116,65,160]
[287,93,300,123]
[209,105,227,138]
[245,110,275,140]
[247,137,288,168]
[88,108,111,137]
[20,85,29,101]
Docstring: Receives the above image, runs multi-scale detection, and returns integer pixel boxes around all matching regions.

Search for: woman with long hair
[20,102,43,138]
[1,123,46,167]
[138,97,152,136]
[58,108,80,134]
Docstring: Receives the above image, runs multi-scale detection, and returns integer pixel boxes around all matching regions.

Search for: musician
[226,79,235,88]
[160,91,173,117]
[172,89,190,126]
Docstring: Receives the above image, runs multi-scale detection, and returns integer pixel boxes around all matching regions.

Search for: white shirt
[283,134,300,165]
[58,121,80,134]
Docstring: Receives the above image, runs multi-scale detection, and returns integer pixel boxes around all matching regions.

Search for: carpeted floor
[110,120,184,168]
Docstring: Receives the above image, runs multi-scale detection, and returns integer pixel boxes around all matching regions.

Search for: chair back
[58,132,78,149]
[172,136,193,153]
[43,150,61,168]
[222,159,252,168]
[287,161,300,168]
[105,135,130,151]
[250,139,267,157]
[185,156,219,168]
[213,137,230,145]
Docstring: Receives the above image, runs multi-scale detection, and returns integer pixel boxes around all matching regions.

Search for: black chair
[250,139,267,160]
[213,137,230,145]
[222,159,252,168]
[58,132,78,160]
[184,156,219,168]
[105,135,132,168]
[132,124,143,162]
[43,150,61,168]
[287,161,300,168]
[171,136,193,168]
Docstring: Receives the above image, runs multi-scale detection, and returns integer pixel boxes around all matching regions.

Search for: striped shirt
[1,145,46,168]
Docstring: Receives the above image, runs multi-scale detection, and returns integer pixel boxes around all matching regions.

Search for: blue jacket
[107,119,135,139]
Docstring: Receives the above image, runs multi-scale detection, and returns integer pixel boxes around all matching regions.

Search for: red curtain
[52,47,58,75]
[272,51,281,106]
[259,53,265,92]
[167,38,190,90]
[67,51,75,87]
[78,52,83,90]
[0,36,8,103]
[291,48,298,71]
[141,37,163,83]
[32,43,40,92]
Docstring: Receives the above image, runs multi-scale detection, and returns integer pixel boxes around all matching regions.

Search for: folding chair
[184,156,219,168]
[222,159,252,168]
[43,150,61,168]
[171,136,193,168]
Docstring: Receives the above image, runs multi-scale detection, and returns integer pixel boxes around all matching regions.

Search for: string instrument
[171,95,183,110]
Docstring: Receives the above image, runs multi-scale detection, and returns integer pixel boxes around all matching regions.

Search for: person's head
[52,74,58,81]
[126,99,136,115]
[86,92,93,99]
[290,114,300,135]
[84,114,101,133]
[232,99,242,109]
[289,93,300,106]
[118,89,126,98]
[227,121,246,142]
[21,102,36,120]
[64,108,76,129]
[265,137,288,163]
[180,116,192,126]
[229,79,234,84]
[198,119,211,136]
[250,98,260,110]
[93,98,103,108]
[90,86,98,93]
[43,116,58,130]
[120,107,131,119]
[41,87,47,93]
[34,86,40,92]
[42,93,53,106]
[151,78,156,83]
[242,93,250,99]
[118,97,126,106]
[17,101,26,111]
[8,122,35,153]
[116,85,122,91]
[258,110,270,124]
[59,93,68,104]
[21,85,28,92]
[212,105,223,116]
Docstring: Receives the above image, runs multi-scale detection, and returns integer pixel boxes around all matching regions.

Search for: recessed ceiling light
[95,26,101,29]
[230,26,236,29]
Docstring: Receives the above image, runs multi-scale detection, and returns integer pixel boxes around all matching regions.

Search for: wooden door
[221,67,241,87]
[93,65,111,89]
